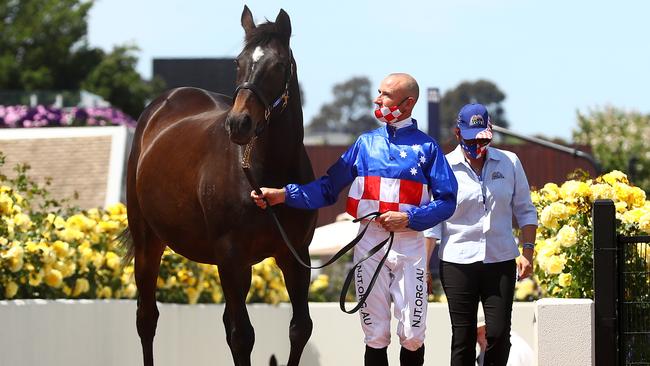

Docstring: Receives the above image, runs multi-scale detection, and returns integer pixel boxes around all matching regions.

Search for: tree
[439,80,508,143]
[308,76,379,137]
[0,0,160,119]
[82,46,165,119]
[0,0,100,90]
[573,106,650,191]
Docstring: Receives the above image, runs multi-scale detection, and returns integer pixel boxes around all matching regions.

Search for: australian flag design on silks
[283,119,458,232]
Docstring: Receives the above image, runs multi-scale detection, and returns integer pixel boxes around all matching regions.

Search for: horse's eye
[234,59,240,68]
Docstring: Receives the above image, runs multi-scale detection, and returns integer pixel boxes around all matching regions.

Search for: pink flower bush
[0,105,136,128]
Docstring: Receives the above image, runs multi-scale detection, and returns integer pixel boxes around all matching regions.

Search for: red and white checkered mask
[374,104,403,124]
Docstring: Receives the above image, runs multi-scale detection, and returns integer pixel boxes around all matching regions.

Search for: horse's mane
[244,21,289,49]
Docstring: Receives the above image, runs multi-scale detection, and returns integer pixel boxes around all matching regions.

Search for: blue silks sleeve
[406,142,458,231]
[283,140,360,210]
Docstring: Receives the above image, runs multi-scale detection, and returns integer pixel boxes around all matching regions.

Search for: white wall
[0,299,590,366]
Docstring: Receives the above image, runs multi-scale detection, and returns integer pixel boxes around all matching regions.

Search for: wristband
[522,242,535,250]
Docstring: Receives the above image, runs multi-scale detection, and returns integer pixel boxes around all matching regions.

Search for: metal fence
[594,199,650,366]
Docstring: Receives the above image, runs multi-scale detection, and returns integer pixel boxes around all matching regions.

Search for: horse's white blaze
[252,46,264,63]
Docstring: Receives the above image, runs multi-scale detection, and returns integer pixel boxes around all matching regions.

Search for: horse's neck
[253,80,305,179]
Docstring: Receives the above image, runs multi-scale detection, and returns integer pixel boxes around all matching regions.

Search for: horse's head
[225,6,294,145]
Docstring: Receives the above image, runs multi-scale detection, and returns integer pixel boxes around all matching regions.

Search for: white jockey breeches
[353,222,428,351]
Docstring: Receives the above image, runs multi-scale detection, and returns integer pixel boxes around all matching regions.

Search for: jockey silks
[284,119,457,232]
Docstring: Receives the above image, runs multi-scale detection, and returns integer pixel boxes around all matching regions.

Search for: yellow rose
[540,207,558,229]
[105,251,121,271]
[627,186,646,208]
[92,252,105,268]
[569,203,581,216]
[250,275,264,290]
[106,202,127,217]
[44,268,63,288]
[544,255,567,274]
[515,278,535,300]
[535,239,559,268]
[558,273,572,287]
[56,227,84,242]
[540,202,569,229]
[96,286,113,299]
[211,289,223,303]
[530,191,541,205]
[622,208,644,226]
[540,183,560,202]
[185,287,201,304]
[72,278,90,297]
[639,212,650,234]
[602,170,629,185]
[13,213,32,231]
[123,283,137,298]
[556,225,578,248]
[0,192,14,214]
[40,247,57,265]
[52,216,66,230]
[29,270,44,286]
[590,183,616,201]
[97,220,120,233]
[86,208,101,220]
[166,275,178,288]
[4,281,19,298]
[559,180,590,202]
[309,274,329,293]
[121,272,134,285]
[9,257,24,273]
[24,240,39,253]
[52,240,70,258]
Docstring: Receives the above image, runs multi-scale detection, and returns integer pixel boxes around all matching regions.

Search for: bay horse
[123,6,317,366]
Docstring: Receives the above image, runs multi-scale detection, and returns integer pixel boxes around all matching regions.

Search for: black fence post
[593,199,618,366]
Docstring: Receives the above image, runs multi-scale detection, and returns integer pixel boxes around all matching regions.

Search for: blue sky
[88,0,649,140]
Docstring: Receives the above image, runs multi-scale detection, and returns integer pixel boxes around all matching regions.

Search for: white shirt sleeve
[511,154,538,228]
[423,223,442,239]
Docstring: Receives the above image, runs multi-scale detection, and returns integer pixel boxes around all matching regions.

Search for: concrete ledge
[534,298,594,366]
[0,299,589,365]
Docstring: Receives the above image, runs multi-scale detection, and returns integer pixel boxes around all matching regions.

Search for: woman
[424,103,537,366]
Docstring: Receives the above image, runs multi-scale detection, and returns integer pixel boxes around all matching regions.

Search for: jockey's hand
[250,187,286,209]
[377,211,409,232]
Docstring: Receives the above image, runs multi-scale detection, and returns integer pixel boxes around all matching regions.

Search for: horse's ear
[241,5,255,35]
[275,9,292,40]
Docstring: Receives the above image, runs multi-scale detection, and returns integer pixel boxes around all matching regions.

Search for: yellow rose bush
[532,170,649,298]
[0,153,321,304]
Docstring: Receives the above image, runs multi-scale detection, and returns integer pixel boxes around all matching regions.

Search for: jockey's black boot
[399,345,424,366]
[365,345,389,366]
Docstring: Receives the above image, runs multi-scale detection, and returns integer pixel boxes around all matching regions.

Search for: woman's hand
[250,187,286,209]
[517,248,534,280]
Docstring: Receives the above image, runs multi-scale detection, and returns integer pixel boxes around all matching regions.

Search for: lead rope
[242,141,393,313]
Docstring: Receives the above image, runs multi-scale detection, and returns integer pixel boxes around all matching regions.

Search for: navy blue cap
[457,103,493,140]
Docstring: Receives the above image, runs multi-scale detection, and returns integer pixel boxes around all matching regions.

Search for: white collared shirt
[424,145,537,264]
[390,117,414,129]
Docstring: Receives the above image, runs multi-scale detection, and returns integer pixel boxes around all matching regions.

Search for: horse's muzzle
[225,113,254,145]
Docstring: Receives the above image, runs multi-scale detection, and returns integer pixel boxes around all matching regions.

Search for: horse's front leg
[220,260,255,366]
[276,248,313,366]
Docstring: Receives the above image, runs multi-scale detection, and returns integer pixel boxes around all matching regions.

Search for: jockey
[252,73,457,366]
